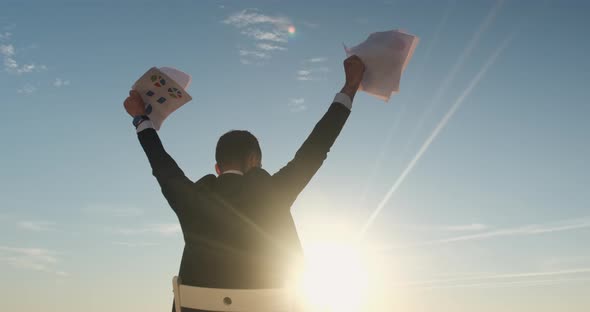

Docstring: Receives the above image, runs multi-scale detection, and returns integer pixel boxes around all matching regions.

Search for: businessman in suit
[124,55,365,311]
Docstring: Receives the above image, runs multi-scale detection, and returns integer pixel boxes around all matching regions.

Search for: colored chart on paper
[151,75,166,87]
[132,67,192,130]
[168,87,182,99]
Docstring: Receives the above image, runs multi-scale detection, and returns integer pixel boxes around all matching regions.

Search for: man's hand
[341,55,366,100]
[124,90,146,117]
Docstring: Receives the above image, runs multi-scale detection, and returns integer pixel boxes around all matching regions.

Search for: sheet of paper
[132,67,193,130]
[345,30,419,101]
[160,67,192,90]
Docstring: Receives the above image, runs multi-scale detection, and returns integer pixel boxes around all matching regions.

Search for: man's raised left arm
[124,90,192,214]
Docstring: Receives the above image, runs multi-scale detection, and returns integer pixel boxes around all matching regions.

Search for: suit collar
[221,170,244,176]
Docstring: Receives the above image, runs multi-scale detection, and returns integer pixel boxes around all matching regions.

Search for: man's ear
[215,163,221,175]
[247,153,261,168]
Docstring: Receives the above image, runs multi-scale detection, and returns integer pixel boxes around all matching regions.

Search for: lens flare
[294,241,370,312]
[288,25,296,35]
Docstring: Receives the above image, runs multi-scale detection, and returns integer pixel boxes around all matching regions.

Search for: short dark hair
[215,130,261,170]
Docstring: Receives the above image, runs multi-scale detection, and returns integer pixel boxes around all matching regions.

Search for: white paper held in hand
[344,30,419,101]
[132,67,193,130]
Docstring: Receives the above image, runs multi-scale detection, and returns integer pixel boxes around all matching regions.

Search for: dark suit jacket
[138,101,350,311]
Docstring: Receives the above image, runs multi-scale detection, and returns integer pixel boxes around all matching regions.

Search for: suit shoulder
[246,168,271,179]
[194,174,217,186]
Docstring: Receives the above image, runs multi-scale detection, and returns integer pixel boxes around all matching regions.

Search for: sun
[293,241,370,312]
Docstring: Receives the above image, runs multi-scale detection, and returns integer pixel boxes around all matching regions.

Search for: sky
[1,0,589,311]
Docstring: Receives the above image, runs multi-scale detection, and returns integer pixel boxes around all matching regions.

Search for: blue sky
[1,0,589,311]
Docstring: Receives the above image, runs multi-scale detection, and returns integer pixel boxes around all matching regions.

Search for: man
[124,55,365,311]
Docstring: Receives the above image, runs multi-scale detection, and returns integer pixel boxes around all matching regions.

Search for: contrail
[379,217,590,250]
[410,276,590,291]
[397,267,590,287]
[396,0,505,165]
[358,32,516,239]
[357,0,457,208]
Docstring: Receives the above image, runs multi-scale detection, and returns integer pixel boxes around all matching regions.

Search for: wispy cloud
[53,78,70,87]
[383,217,590,250]
[256,43,286,51]
[0,246,67,276]
[110,223,181,236]
[296,70,312,80]
[17,84,36,95]
[408,276,590,291]
[223,9,291,29]
[307,57,327,63]
[296,67,330,81]
[0,28,46,86]
[288,97,306,112]
[398,267,590,290]
[241,29,287,42]
[223,9,292,64]
[539,255,590,271]
[112,241,159,247]
[0,42,45,74]
[239,49,269,59]
[83,204,144,217]
[0,32,12,40]
[1,27,68,96]
[240,59,253,65]
[296,57,330,81]
[0,43,14,55]
[17,220,56,232]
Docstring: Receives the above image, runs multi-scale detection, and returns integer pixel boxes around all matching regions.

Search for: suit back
[177,170,304,289]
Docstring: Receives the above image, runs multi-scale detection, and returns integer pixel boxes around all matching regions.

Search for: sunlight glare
[296,241,370,312]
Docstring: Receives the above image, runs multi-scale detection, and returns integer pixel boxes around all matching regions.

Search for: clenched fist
[341,55,366,100]
[124,90,146,117]
[343,55,365,88]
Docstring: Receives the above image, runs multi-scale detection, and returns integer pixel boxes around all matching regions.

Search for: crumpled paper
[345,30,419,101]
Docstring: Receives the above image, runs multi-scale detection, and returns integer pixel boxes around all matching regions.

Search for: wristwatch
[132,115,150,128]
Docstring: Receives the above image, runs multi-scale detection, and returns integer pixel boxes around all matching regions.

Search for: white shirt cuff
[136,120,154,133]
[333,92,352,110]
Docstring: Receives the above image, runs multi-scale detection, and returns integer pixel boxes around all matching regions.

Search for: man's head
[215,130,262,175]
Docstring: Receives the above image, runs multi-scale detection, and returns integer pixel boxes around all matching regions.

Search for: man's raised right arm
[271,55,365,205]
